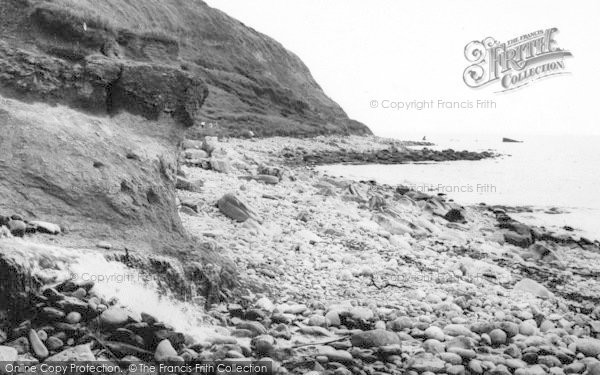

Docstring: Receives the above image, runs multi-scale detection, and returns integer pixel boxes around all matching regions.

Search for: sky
[206,0,600,137]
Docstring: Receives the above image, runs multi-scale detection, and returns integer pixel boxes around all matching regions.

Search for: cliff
[0,0,370,136]
[0,0,369,256]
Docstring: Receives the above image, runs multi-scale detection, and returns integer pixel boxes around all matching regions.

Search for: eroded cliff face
[0,0,370,136]
[0,98,186,249]
[0,0,366,299]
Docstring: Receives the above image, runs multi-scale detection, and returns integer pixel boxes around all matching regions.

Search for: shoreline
[1,135,600,373]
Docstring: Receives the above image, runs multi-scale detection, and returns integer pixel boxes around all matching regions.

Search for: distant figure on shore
[422,136,426,141]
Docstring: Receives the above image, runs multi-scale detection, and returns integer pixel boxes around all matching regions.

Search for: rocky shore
[1,135,600,375]
[300,147,495,166]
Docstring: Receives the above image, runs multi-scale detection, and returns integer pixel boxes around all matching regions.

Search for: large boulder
[217,194,262,223]
[513,278,553,299]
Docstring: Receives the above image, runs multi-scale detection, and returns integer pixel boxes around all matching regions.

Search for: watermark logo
[463,28,572,92]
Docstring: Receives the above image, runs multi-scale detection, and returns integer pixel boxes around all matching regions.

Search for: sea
[318,133,600,241]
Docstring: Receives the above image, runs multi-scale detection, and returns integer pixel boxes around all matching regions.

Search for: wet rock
[53,323,81,337]
[236,322,267,337]
[29,329,48,359]
[100,307,130,328]
[445,209,465,223]
[58,279,95,293]
[71,288,87,300]
[350,330,400,348]
[227,304,244,318]
[65,312,81,324]
[154,339,178,361]
[46,344,96,361]
[153,330,184,348]
[41,307,66,321]
[217,194,261,223]
[36,330,47,343]
[46,336,64,351]
[141,312,158,325]
[8,220,26,237]
[57,296,90,314]
[251,335,275,356]
[244,309,267,321]
[105,341,152,359]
